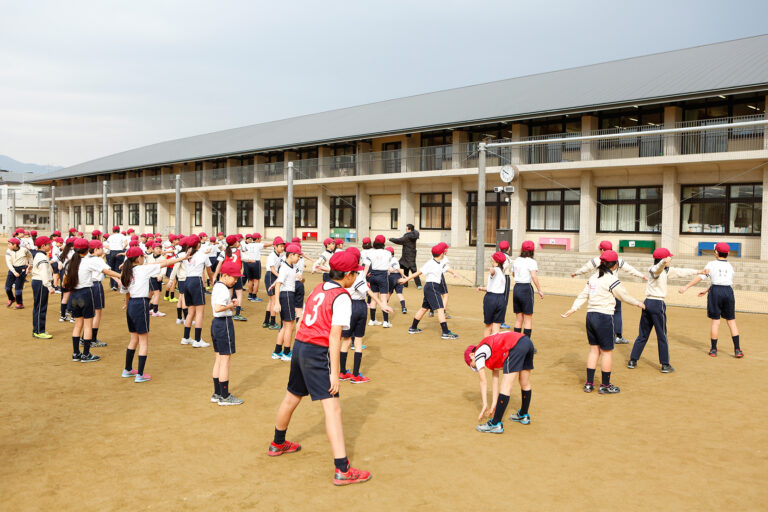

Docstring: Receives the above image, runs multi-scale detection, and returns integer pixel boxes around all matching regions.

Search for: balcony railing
[52,115,767,197]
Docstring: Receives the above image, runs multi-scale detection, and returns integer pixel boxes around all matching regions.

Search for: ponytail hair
[187,241,200,258]
[63,249,88,292]
[597,260,616,278]
[120,256,140,289]
[225,243,235,259]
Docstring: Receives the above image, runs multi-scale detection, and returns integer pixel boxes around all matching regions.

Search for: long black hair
[362,241,372,250]
[187,240,200,258]
[520,250,534,258]
[225,242,237,259]
[63,248,88,292]
[373,241,385,250]
[120,255,140,289]
[597,260,618,278]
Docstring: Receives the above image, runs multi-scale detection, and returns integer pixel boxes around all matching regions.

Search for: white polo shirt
[512,257,538,284]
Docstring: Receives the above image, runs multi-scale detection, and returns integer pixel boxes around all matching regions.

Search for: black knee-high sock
[138,355,147,375]
[125,348,135,371]
[92,328,99,341]
[523,328,532,337]
[283,345,290,355]
[273,343,282,354]
[400,300,405,309]
[414,276,422,287]
[270,315,276,325]
[440,321,449,334]
[513,327,522,333]
[264,310,271,323]
[732,335,740,350]
[60,303,66,317]
[194,328,202,342]
[183,308,188,319]
[273,428,286,445]
[176,308,182,320]
[353,352,363,376]
[492,394,509,425]
[370,309,376,321]
[340,351,348,373]
[72,336,80,354]
[152,303,159,313]
[711,338,718,350]
[601,371,611,386]
[235,306,241,316]
[220,381,229,399]
[586,368,596,384]
[165,290,169,298]
[411,318,420,329]
[183,326,191,339]
[213,377,220,395]
[82,339,91,355]
[170,291,174,299]
[383,311,389,322]
[521,389,532,415]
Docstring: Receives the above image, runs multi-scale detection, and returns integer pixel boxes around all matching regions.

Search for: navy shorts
[294,281,305,308]
[440,275,448,294]
[233,276,244,291]
[421,282,444,311]
[69,287,95,319]
[244,261,261,280]
[211,316,236,355]
[52,262,60,274]
[126,297,151,334]
[183,276,206,306]
[91,281,105,310]
[503,336,535,373]
[342,300,368,339]
[178,279,187,295]
[322,272,330,282]
[707,285,735,320]
[483,293,506,324]
[586,312,615,351]
[165,266,173,278]
[512,283,534,315]
[265,272,277,296]
[279,291,297,322]
[368,270,389,293]
[287,340,337,401]
[209,256,218,270]
[149,277,161,292]
[388,273,403,294]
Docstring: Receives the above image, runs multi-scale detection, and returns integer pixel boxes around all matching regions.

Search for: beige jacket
[570,270,642,315]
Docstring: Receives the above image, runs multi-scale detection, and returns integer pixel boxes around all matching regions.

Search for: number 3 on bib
[303,293,326,326]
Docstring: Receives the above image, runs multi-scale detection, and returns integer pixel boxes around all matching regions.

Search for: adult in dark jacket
[389,224,421,288]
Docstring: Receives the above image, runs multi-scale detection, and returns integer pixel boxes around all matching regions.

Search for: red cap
[199,232,208,238]
[8,237,20,245]
[385,246,394,254]
[431,244,446,256]
[253,233,262,239]
[226,235,238,245]
[220,261,242,277]
[14,228,23,234]
[464,345,476,367]
[65,237,75,244]
[329,250,364,272]
[492,252,507,265]
[186,235,200,247]
[324,237,334,246]
[286,243,302,254]
[89,240,103,250]
[374,234,385,244]
[126,246,143,258]
[168,234,176,241]
[217,232,224,237]
[599,240,613,251]
[245,234,253,239]
[73,238,89,250]
[53,230,61,236]
[346,247,361,259]
[273,236,285,245]
[335,238,344,245]
[35,236,52,247]
[91,230,101,236]
[599,250,619,263]
[235,234,244,240]
[653,248,673,259]
[154,233,161,237]
[130,235,138,240]
[129,240,139,247]
[292,237,301,243]
[69,228,77,233]
[121,231,126,235]
[499,240,510,251]
[24,230,30,235]
[112,226,120,231]
[30,230,37,236]
[362,237,371,244]
[77,232,83,236]
[145,242,154,249]
[127,228,135,233]
[55,237,63,243]
[521,240,535,252]
[715,242,730,254]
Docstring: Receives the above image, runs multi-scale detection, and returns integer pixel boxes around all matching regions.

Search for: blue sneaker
[500,323,511,329]
[121,369,138,378]
[134,373,151,383]
[254,297,263,302]
[417,286,422,290]
[509,409,531,425]
[476,421,503,434]
[280,351,292,362]
[271,352,282,360]
[350,344,367,350]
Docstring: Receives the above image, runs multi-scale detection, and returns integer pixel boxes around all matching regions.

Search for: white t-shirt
[420,258,444,284]
[211,281,233,317]
[347,271,369,301]
[277,262,297,292]
[51,245,61,263]
[185,250,212,277]
[106,233,126,252]
[486,267,506,294]
[324,281,352,329]
[440,256,451,273]
[472,344,492,372]
[88,255,109,282]
[266,251,282,276]
[242,242,264,262]
[295,257,305,276]
[703,260,734,286]
[76,256,110,289]
[388,256,400,272]
[126,264,162,298]
[368,248,391,271]
[512,257,538,284]
[360,249,373,267]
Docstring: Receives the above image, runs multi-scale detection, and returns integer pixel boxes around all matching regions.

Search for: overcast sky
[1,0,767,168]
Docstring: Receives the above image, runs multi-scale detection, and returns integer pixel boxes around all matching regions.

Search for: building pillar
[356,142,372,176]
[225,193,236,234]
[661,167,679,254]
[138,197,146,232]
[180,196,191,234]
[122,199,129,229]
[580,116,599,161]
[664,106,683,156]
[578,171,596,252]
[452,130,469,169]
[402,134,420,173]
[252,189,264,234]
[400,180,415,227]
[202,197,212,234]
[68,204,74,230]
[318,188,330,237]
[318,147,331,180]
[356,183,370,239]
[509,123,529,165]
[450,178,466,247]
[226,158,237,185]
[764,94,768,150]
[761,167,768,260]
[254,155,266,183]
[157,195,170,234]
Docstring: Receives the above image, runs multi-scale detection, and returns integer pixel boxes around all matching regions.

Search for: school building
[33,35,768,258]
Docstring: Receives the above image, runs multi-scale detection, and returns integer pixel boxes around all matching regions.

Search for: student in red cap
[365,234,392,327]
[477,252,508,337]
[145,242,167,317]
[268,249,372,486]
[385,246,407,314]
[180,235,214,348]
[31,236,55,338]
[106,226,127,291]
[210,261,244,405]
[263,236,286,329]
[84,239,110,348]
[466,330,535,433]
[625,248,699,372]
[5,237,32,309]
[562,250,645,394]
[437,243,458,317]
[679,242,742,358]
[270,243,303,361]
[242,233,274,302]
[571,240,647,344]
[212,235,246,321]
[312,238,336,282]
[57,238,76,321]
[167,236,190,325]
[335,238,344,250]
[399,243,458,339]
[510,241,545,344]
[497,240,513,328]
[51,236,64,292]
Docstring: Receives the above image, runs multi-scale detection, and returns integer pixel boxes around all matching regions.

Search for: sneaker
[615,336,629,344]
[598,383,621,394]
[13,304,24,310]
[509,409,531,425]
[708,348,718,357]
[280,351,292,362]
[382,321,392,328]
[192,340,210,348]
[268,323,281,330]
[333,466,372,486]
[350,373,370,384]
[734,349,744,358]
[408,327,422,334]
[92,339,107,348]
[210,393,222,403]
[54,289,62,294]
[80,353,101,363]
[134,373,151,383]
[349,344,367,350]
[72,352,83,362]
[154,311,167,317]
[427,311,434,317]
[66,315,75,323]
[660,364,675,373]
[180,337,194,345]
[217,394,243,406]
[175,318,184,325]
[233,314,247,321]
[444,313,452,319]
[627,359,637,369]
[475,421,504,434]
[417,285,422,290]
[5,299,15,308]
[262,322,270,328]
[401,307,407,314]
[33,332,53,339]
[368,320,382,326]
[163,296,169,301]
[584,382,594,393]
[268,440,301,457]
[254,297,263,302]
[441,331,459,340]
[271,352,282,360]
[339,371,352,381]
[500,323,511,329]
[168,297,178,303]
[122,369,138,378]
[59,316,66,322]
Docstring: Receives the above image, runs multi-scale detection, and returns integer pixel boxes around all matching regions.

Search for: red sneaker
[5,299,15,308]
[334,465,372,486]
[268,440,301,457]
[13,304,24,310]
[349,374,371,384]
[735,349,744,358]
[339,371,352,381]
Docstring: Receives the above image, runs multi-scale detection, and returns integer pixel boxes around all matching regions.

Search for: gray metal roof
[36,34,768,182]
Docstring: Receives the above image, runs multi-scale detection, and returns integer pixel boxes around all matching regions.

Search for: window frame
[236,199,253,228]
[390,208,398,230]
[330,196,356,229]
[419,192,452,230]
[85,205,94,225]
[596,186,662,234]
[264,198,284,228]
[128,203,140,226]
[526,189,580,233]
[193,202,202,227]
[294,197,318,229]
[113,204,123,226]
[679,183,762,236]
[145,202,157,226]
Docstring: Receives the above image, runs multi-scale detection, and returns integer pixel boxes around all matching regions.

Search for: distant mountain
[0,155,63,174]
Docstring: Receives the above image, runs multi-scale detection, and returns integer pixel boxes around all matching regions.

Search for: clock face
[500,165,516,183]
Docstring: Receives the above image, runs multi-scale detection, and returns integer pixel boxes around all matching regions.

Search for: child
[5,237,32,309]
[51,237,63,292]
[438,245,458,317]
[146,243,167,317]
[385,246,407,314]
[497,240,512,329]
[627,248,699,372]
[210,261,243,405]
[243,233,272,302]
[561,250,645,394]
[163,234,179,303]
[476,252,507,337]
[271,243,302,360]
[571,241,647,344]
[312,238,336,282]
[86,239,109,348]
[399,243,459,339]
[679,242,742,358]
[58,238,75,322]
[511,241,545,341]
[31,236,55,339]
[180,235,213,348]
[366,235,391,327]
[213,235,246,321]
[168,237,189,325]
[466,330,535,433]
[121,246,187,382]
[263,236,285,330]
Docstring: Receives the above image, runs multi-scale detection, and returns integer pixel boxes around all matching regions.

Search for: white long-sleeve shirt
[645,261,698,300]
[573,255,645,279]
[6,247,32,269]
[570,270,642,315]
[30,252,53,287]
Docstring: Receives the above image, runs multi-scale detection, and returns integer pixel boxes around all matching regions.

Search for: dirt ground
[1,262,767,511]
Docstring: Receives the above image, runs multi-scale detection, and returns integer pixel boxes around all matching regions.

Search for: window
[331,196,356,228]
[73,206,81,227]
[598,187,661,233]
[390,208,398,230]
[237,200,253,228]
[681,184,761,235]
[265,199,284,227]
[212,200,226,233]
[38,216,48,225]
[23,214,38,224]
[113,204,123,225]
[98,206,103,226]
[85,205,94,225]
[128,204,140,225]
[194,202,202,226]
[527,189,580,232]
[145,202,157,226]
[467,191,510,245]
[295,197,317,228]
[420,193,451,230]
